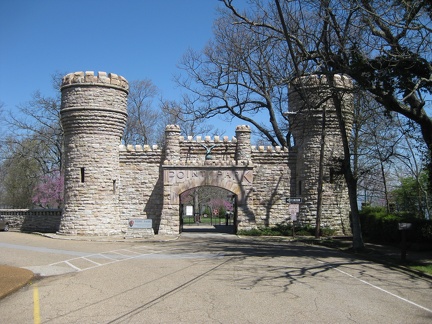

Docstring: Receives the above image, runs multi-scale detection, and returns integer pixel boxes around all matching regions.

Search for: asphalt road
[0,231,431,323]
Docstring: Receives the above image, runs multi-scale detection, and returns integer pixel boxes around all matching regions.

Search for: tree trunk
[331,90,365,250]
[315,107,326,238]
[345,166,364,250]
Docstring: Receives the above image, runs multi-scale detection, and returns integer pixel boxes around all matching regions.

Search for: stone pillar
[288,74,353,234]
[164,125,181,164]
[235,125,252,164]
[159,125,182,235]
[59,71,128,236]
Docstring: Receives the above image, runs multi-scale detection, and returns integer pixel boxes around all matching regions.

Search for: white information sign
[185,205,194,216]
[288,204,299,221]
[128,219,152,229]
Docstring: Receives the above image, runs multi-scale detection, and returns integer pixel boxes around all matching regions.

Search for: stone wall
[118,145,163,233]
[115,125,292,235]
[0,209,62,233]
[252,147,291,227]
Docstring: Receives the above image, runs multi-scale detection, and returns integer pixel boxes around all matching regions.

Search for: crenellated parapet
[61,71,129,93]
[119,125,289,167]
[119,144,163,166]
[60,71,128,137]
[252,145,286,153]
[120,144,161,152]
[288,74,354,133]
[289,74,353,90]
[251,145,289,165]
[180,135,237,144]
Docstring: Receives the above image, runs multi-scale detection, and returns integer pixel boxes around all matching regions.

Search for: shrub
[360,206,432,244]
[237,228,263,236]
[237,223,335,237]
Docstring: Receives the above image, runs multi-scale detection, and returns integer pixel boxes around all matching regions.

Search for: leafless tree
[160,97,218,141]
[123,79,160,146]
[180,0,432,248]
[176,12,291,147]
[177,0,365,247]
[3,73,63,174]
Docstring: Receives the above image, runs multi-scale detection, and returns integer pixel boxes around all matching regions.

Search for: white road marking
[22,246,220,276]
[318,260,432,314]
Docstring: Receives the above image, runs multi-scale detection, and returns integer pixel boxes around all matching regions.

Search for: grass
[409,264,432,275]
[182,216,230,226]
[241,231,432,278]
[311,238,432,277]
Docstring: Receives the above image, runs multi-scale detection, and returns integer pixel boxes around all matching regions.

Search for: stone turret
[59,71,129,236]
[235,125,252,164]
[164,124,181,164]
[288,74,353,234]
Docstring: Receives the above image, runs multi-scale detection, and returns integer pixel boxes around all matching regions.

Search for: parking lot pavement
[0,232,431,323]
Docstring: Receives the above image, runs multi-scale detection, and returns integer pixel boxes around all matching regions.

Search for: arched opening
[179,186,237,234]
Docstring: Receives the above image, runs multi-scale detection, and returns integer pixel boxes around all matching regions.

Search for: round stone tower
[288,74,353,234]
[59,71,129,236]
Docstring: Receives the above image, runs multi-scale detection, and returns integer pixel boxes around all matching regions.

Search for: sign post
[398,223,412,262]
[287,198,301,237]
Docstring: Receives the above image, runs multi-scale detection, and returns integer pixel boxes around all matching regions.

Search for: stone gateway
[58,71,353,237]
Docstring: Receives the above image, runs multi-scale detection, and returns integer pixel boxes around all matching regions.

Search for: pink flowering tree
[180,187,234,216]
[32,172,64,208]
[208,198,233,216]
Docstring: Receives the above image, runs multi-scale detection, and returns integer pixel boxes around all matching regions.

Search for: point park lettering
[167,169,252,184]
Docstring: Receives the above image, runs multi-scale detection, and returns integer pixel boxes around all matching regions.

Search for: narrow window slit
[80,167,85,183]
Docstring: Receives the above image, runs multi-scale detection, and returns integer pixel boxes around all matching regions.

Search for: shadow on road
[181,224,235,234]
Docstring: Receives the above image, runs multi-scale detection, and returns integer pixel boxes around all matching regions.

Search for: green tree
[392,171,431,219]
[0,138,41,208]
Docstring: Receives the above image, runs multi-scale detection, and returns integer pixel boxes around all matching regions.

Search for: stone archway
[179,185,237,234]
[158,166,254,235]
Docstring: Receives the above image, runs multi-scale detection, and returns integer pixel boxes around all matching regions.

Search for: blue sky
[0,0,248,137]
